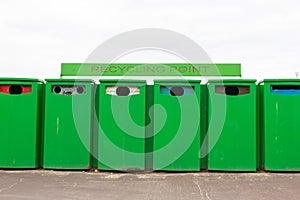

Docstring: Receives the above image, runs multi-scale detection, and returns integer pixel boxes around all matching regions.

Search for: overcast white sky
[0,0,299,80]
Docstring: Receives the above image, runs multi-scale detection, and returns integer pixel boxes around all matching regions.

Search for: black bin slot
[170,86,184,96]
[271,85,300,90]
[215,85,250,96]
[9,85,23,94]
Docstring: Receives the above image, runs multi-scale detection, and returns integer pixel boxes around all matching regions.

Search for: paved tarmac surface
[0,170,299,200]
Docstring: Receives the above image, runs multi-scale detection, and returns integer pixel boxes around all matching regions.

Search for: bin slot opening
[270,85,300,95]
[215,85,250,96]
[160,86,194,96]
[52,85,86,95]
[0,85,32,94]
[105,86,140,96]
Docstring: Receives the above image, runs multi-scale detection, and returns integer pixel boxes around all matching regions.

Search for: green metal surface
[256,84,261,170]
[154,79,202,83]
[207,80,258,171]
[61,63,241,76]
[45,79,93,82]
[0,78,43,82]
[208,79,256,83]
[0,80,43,168]
[43,80,93,169]
[200,84,208,170]
[153,80,201,171]
[262,79,300,82]
[145,85,154,171]
[261,80,300,171]
[97,80,146,171]
[100,79,146,83]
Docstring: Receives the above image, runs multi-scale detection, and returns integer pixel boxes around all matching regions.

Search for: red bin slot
[0,85,32,94]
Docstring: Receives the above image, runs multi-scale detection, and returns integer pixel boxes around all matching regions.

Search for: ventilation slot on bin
[160,86,194,96]
[215,85,250,96]
[0,85,32,94]
[270,85,300,95]
[105,86,140,96]
[52,85,86,95]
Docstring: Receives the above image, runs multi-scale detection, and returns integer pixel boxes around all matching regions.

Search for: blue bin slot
[160,86,194,96]
[270,85,300,95]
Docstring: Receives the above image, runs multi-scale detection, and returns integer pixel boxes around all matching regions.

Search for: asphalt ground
[0,170,299,200]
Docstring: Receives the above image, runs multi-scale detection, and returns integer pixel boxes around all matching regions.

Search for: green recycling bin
[43,79,93,169]
[153,80,201,171]
[261,79,300,171]
[97,80,146,171]
[0,78,43,168]
[207,79,259,171]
